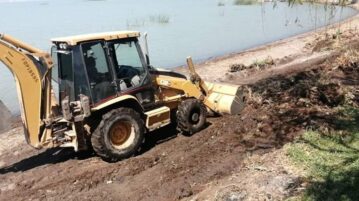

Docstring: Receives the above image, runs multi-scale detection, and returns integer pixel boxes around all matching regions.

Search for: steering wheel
[117,65,140,78]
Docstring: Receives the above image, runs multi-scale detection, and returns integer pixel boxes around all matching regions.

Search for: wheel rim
[189,108,201,124]
[109,121,135,150]
[191,113,199,122]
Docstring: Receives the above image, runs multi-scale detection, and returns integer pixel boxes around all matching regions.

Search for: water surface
[0,0,356,114]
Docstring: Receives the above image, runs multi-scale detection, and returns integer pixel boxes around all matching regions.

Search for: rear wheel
[91,108,144,162]
[176,99,207,135]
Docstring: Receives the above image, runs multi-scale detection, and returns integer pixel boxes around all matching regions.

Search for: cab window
[58,51,74,102]
[82,41,116,104]
[109,40,146,91]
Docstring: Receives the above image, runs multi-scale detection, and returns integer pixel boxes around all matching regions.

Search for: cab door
[81,41,116,104]
[108,38,155,108]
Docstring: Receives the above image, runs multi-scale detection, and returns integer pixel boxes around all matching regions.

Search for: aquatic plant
[287,0,350,6]
[126,14,170,28]
[217,1,225,6]
[233,0,258,6]
[149,15,170,24]
[126,19,146,28]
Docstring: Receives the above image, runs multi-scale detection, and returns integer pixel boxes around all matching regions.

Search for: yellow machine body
[0,31,245,153]
[153,58,245,115]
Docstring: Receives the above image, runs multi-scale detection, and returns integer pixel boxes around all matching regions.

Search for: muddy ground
[1,23,359,201]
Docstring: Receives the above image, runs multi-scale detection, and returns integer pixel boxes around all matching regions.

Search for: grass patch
[285,107,359,201]
[233,0,258,5]
[251,57,274,69]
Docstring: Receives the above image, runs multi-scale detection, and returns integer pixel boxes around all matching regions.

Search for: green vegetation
[218,1,225,6]
[126,14,170,28]
[231,0,352,7]
[252,56,275,69]
[287,0,352,6]
[286,107,359,201]
[233,0,258,6]
[231,0,354,7]
[149,15,170,24]
[126,19,146,28]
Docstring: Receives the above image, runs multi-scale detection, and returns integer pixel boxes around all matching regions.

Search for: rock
[0,100,11,133]
[215,185,247,201]
[262,175,301,194]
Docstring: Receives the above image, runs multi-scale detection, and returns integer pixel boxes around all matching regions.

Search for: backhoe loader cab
[51,31,155,109]
[0,31,245,162]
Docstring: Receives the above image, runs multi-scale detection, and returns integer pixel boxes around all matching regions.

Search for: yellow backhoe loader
[0,31,245,162]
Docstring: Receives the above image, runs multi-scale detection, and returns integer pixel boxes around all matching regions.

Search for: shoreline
[175,1,359,81]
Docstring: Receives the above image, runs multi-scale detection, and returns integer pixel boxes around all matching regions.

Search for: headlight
[59,43,68,50]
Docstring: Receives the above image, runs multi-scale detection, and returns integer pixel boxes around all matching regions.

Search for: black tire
[91,108,144,162]
[176,99,207,135]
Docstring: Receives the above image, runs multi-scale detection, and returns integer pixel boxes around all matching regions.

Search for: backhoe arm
[0,34,53,148]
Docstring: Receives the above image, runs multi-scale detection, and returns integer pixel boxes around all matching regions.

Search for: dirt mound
[224,49,359,153]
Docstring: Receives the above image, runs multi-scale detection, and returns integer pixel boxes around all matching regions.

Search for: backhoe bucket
[185,56,245,115]
[204,82,246,115]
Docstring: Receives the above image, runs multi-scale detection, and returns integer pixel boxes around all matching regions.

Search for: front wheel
[176,99,207,135]
[91,108,144,162]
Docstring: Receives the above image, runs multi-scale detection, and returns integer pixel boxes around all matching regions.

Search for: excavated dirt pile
[226,57,359,152]
[0,39,358,200]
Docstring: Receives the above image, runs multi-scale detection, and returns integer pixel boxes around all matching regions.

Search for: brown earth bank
[1,4,359,201]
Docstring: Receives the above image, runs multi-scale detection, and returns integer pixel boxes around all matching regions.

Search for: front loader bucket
[203,82,246,115]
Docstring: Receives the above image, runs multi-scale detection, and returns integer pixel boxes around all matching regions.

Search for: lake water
[0,0,357,114]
